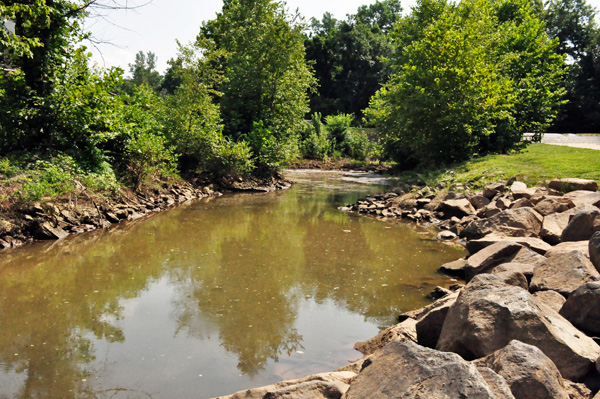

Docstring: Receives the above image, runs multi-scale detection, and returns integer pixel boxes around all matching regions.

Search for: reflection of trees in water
[0,178,463,397]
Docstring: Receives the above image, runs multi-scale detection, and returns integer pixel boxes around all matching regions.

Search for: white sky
[84,0,600,75]
[84,0,413,74]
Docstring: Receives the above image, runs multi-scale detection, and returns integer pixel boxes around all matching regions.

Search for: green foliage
[299,119,329,160]
[197,0,315,143]
[325,113,354,150]
[305,0,402,117]
[366,0,566,167]
[343,130,380,161]
[544,0,600,133]
[125,51,162,92]
[244,121,298,175]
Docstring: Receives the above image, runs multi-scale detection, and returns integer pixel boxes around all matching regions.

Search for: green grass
[396,143,600,190]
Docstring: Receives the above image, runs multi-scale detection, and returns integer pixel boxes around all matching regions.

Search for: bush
[325,113,354,151]
[244,121,299,175]
[299,118,329,160]
[343,130,380,161]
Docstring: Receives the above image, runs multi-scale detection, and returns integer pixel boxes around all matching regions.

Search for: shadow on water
[0,170,465,398]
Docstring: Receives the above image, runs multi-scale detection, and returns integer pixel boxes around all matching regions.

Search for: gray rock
[213,371,356,399]
[344,341,515,399]
[436,198,477,218]
[559,282,600,335]
[354,318,417,356]
[549,178,598,193]
[461,208,544,240]
[415,292,459,348]
[532,291,566,313]
[474,340,570,399]
[496,197,513,210]
[466,235,551,256]
[436,274,600,381]
[591,232,600,271]
[534,197,576,216]
[464,242,524,280]
[531,250,600,296]
[561,209,600,242]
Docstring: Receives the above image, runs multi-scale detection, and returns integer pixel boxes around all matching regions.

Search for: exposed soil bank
[215,177,600,399]
[0,174,291,250]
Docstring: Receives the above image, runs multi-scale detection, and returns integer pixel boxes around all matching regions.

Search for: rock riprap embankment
[214,178,600,399]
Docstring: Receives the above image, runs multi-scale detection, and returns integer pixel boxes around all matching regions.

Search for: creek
[0,170,465,398]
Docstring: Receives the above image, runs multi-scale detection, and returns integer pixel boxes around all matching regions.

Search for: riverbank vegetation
[391,143,600,192]
[1,0,599,207]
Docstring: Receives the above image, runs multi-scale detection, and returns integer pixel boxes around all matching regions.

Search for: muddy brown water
[0,170,465,399]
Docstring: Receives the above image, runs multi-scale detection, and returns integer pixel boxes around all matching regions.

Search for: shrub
[325,113,354,151]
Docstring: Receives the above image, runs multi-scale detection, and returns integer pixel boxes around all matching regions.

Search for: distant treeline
[0,0,598,194]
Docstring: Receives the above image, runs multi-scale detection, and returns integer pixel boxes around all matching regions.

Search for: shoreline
[216,176,600,399]
[0,174,292,251]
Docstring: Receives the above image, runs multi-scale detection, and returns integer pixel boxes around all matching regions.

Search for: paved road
[524,133,600,150]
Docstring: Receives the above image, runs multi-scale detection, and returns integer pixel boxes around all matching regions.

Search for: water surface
[0,170,465,398]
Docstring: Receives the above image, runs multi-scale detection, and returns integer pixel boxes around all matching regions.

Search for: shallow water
[0,170,465,399]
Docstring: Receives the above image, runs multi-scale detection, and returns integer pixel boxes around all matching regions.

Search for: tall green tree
[366,0,565,167]
[544,0,600,132]
[197,0,315,141]
[194,0,315,173]
[305,0,402,118]
[126,50,162,91]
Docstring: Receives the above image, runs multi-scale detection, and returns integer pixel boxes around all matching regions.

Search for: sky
[84,0,413,74]
[85,0,600,75]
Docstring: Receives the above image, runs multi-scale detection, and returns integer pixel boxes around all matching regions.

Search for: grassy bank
[395,143,600,190]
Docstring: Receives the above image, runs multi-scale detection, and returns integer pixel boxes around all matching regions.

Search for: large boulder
[493,263,536,281]
[415,292,459,348]
[534,197,576,216]
[354,318,417,356]
[439,258,468,277]
[549,178,599,193]
[590,231,600,271]
[460,208,544,240]
[343,341,515,399]
[563,191,600,208]
[530,250,600,296]
[466,235,551,256]
[561,208,600,242]
[464,242,523,280]
[436,198,477,218]
[559,282,600,335]
[532,290,566,313]
[545,241,590,258]
[436,274,600,381]
[474,340,570,399]
[540,212,571,245]
[212,371,356,399]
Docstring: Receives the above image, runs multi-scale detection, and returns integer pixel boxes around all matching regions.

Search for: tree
[544,0,600,132]
[365,0,565,167]
[195,0,315,173]
[305,0,402,118]
[125,50,162,92]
